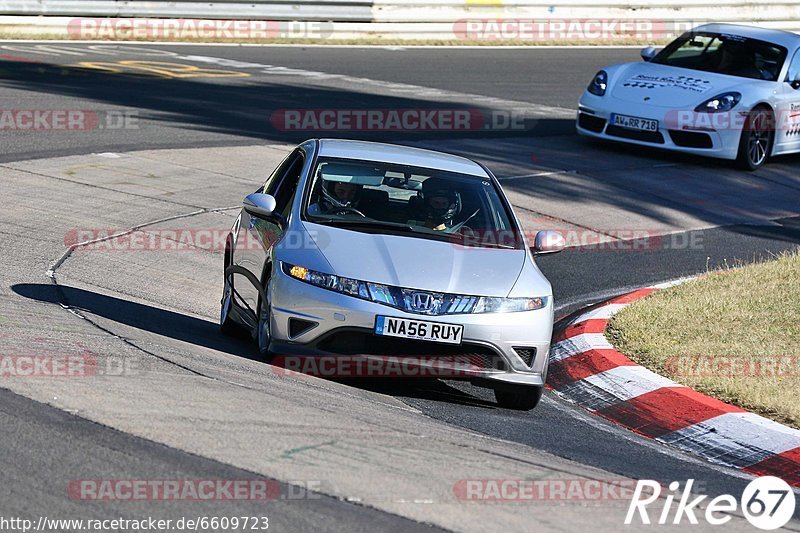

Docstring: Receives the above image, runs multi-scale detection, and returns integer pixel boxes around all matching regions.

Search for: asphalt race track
[1,42,799,531]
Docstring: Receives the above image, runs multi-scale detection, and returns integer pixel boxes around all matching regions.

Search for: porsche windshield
[303,157,522,249]
[652,32,787,81]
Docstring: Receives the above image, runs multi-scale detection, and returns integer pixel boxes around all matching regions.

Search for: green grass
[606,251,800,428]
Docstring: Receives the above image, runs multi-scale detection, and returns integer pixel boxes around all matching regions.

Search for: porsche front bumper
[576,92,744,160]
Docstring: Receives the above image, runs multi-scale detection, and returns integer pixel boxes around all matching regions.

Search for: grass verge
[606,251,800,428]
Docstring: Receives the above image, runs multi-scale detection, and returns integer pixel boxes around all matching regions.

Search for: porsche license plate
[375,316,463,345]
[611,113,658,132]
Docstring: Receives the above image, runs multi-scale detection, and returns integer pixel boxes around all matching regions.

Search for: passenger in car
[407,178,462,231]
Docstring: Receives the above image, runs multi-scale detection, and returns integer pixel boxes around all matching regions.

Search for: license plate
[611,113,658,132]
[375,316,463,345]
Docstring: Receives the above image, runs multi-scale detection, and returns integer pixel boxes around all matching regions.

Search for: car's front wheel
[736,107,774,171]
[256,278,272,358]
[220,269,241,336]
[494,385,543,411]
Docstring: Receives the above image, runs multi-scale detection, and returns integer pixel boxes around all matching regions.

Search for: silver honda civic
[220,139,564,410]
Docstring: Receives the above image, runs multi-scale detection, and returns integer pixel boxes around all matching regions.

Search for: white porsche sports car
[577,24,800,170]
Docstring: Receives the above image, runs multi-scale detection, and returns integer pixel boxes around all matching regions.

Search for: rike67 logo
[626,477,796,530]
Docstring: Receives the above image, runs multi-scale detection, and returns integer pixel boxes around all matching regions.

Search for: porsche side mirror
[533,230,565,255]
[641,46,658,62]
[791,73,800,90]
[243,193,277,219]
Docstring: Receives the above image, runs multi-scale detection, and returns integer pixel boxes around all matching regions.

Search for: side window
[787,50,800,83]
[272,151,305,218]
[262,153,293,195]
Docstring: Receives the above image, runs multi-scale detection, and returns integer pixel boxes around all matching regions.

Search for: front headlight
[473,297,547,313]
[282,262,547,314]
[285,263,384,302]
[587,70,608,96]
[694,92,741,113]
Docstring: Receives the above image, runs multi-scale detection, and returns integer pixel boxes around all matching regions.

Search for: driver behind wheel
[308,180,363,215]
[715,40,771,80]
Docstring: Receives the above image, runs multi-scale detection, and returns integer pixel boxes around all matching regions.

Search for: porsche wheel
[736,107,774,171]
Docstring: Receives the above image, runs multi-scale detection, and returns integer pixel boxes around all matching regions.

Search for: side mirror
[640,46,658,62]
[791,73,800,90]
[533,230,565,255]
[243,193,277,219]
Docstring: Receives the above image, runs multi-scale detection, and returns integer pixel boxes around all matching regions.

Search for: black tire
[255,276,272,358]
[736,107,774,171]
[219,268,242,336]
[494,386,543,411]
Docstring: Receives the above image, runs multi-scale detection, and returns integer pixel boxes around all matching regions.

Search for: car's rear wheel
[736,107,774,171]
[494,385,543,411]
[256,278,272,358]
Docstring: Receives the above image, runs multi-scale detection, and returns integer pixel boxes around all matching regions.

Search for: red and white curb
[549,280,800,487]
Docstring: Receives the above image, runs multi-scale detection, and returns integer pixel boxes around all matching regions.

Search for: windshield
[303,157,521,249]
[652,32,787,81]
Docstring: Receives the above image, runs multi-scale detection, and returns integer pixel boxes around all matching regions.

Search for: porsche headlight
[587,70,608,96]
[282,262,548,314]
[694,92,741,113]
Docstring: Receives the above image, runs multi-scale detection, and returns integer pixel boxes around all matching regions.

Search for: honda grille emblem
[411,292,434,311]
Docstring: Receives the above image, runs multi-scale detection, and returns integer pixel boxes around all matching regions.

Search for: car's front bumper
[267,266,553,387]
[576,92,743,160]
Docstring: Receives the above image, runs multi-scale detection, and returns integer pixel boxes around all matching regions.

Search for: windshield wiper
[442,229,518,249]
[315,218,419,233]
[481,242,517,250]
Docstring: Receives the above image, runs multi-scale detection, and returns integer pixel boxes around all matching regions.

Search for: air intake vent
[578,112,606,133]
[513,347,537,367]
[668,130,713,149]
[288,318,317,339]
